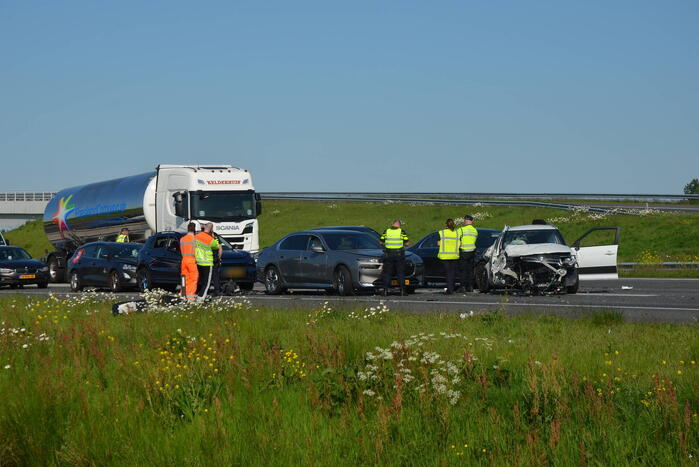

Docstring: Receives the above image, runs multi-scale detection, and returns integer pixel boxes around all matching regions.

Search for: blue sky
[1,1,697,193]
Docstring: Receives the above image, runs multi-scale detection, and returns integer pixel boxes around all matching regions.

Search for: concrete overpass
[0,192,55,231]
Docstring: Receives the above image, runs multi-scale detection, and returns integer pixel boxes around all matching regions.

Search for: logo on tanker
[52,195,75,236]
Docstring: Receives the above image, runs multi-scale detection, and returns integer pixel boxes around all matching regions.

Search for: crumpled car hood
[504,243,572,257]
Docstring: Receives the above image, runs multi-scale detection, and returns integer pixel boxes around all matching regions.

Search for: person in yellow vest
[195,223,221,298]
[116,228,129,243]
[179,223,199,300]
[437,218,460,294]
[379,220,410,296]
[456,215,478,293]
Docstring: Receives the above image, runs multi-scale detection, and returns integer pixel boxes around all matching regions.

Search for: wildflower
[3,365,10,370]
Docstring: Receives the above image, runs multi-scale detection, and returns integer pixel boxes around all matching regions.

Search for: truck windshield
[190,192,256,222]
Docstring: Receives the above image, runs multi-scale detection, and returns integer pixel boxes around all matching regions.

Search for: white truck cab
[144,165,261,252]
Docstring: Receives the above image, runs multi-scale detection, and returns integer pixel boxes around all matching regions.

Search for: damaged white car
[476,224,620,294]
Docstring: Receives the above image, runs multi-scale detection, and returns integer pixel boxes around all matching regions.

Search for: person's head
[121,227,129,234]
[187,222,196,233]
[446,218,455,230]
[204,222,214,233]
[391,220,401,229]
[464,215,473,225]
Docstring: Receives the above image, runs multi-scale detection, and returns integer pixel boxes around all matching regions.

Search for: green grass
[7,200,699,265]
[0,295,696,465]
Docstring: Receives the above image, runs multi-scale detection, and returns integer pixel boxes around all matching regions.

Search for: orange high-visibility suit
[180,233,199,300]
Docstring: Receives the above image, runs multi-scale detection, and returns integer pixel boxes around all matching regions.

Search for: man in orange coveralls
[179,222,199,300]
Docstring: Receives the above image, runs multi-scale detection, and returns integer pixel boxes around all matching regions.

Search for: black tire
[334,265,355,296]
[239,282,255,291]
[475,263,491,293]
[264,266,285,295]
[137,268,151,293]
[110,271,122,293]
[9,284,19,290]
[48,256,65,283]
[566,277,579,294]
[70,271,83,292]
[37,281,49,289]
[405,286,416,294]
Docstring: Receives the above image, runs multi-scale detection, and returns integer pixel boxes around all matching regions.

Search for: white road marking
[578,293,656,297]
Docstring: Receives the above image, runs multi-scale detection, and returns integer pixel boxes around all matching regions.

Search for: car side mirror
[311,245,325,253]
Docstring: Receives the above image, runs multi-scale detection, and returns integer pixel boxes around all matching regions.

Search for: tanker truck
[43,164,261,282]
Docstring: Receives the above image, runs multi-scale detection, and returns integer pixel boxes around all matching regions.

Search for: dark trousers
[383,250,406,290]
[211,261,221,296]
[196,265,213,297]
[442,260,458,293]
[458,251,475,291]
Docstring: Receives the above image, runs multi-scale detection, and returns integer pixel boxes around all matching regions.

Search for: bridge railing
[0,192,56,202]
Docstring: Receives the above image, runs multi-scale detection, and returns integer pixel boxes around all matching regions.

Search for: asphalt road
[2,278,698,324]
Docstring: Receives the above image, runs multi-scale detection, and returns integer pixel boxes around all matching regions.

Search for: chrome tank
[43,172,156,251]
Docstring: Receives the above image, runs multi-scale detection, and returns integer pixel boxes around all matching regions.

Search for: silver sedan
[256,229,424,295]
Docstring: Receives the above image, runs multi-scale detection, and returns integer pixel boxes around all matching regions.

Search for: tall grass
[0,294,696,465]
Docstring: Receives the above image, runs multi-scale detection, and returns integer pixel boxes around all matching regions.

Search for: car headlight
[358,258,380,263]
[122,264,137,273]
[0,268,14,275]
[564,256,576,266]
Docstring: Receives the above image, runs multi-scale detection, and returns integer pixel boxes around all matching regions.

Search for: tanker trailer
[43,165,261,282]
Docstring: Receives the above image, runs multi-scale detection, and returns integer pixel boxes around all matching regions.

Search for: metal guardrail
[260,194,652,215]
[263,192,699,202]
[0,192,56,202]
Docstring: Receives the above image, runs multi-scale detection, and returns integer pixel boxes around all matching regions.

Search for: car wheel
[110,271,122,293]
[70,271,83,292]
[334,265,354,296]
[475,263,491,293]
[137,268,151,292]
[566,277,579,294]
[37,281,49,289]
[264,266,285,295]
[48,257,64,283]
[405,286,416,294]
[9,284,19,289]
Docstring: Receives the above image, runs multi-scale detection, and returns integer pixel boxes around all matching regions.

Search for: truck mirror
[256,201,262,215]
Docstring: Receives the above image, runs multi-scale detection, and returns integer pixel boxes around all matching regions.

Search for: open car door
[571,227,620,280]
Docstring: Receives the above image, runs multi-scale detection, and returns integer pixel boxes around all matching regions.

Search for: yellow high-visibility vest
[381,228,408,249]
[457,225,478,251]
[438,229,460,260]
[116,234,129,243]
[195,232,220,266]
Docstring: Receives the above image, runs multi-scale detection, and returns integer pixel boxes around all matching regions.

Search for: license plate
[19,274,36,279]
[391,280,410,286]
[222,267,246,279]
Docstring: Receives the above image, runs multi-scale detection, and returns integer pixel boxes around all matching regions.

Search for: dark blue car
[136,232,256,294]
[0,246,49,289]
[67,242,143,292]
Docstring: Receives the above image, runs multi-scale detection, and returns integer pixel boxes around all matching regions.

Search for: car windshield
[190,191,256,222]
[476,231,500,248]
[0,248,32,261]
[322,232,382,250]
[214,234,236,251]
[109,244,143,259]
[502,229,565,246]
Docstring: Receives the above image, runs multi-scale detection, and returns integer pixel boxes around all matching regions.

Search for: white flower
[3,365,10,369]
[362,389,376,397]
[22,344,28,349]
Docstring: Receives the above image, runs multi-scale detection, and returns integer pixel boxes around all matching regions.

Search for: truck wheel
[110,271,122,293]
[264,266,285,295]
[334,266,355,296]
[137,269,151,292]
[566,277,579,294]
[70,271,83,292]
[48,257,64,283]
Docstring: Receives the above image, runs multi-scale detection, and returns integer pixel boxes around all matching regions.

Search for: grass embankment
[7,200,699,275]
[0,295,697,465]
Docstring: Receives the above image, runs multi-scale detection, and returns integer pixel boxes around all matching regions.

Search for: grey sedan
[256,229,424,295]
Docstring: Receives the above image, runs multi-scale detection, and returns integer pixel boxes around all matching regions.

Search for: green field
[6,200,699,272]
[0,294,696,465]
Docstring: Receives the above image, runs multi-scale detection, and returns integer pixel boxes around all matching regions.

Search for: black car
[407,228,500,285]
[257,229,423,295]
[0,246,49,289]
[67,242,143,292]
[136,232,256,294]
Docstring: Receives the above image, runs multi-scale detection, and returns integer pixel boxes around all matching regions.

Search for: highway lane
[1,278,698,323]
